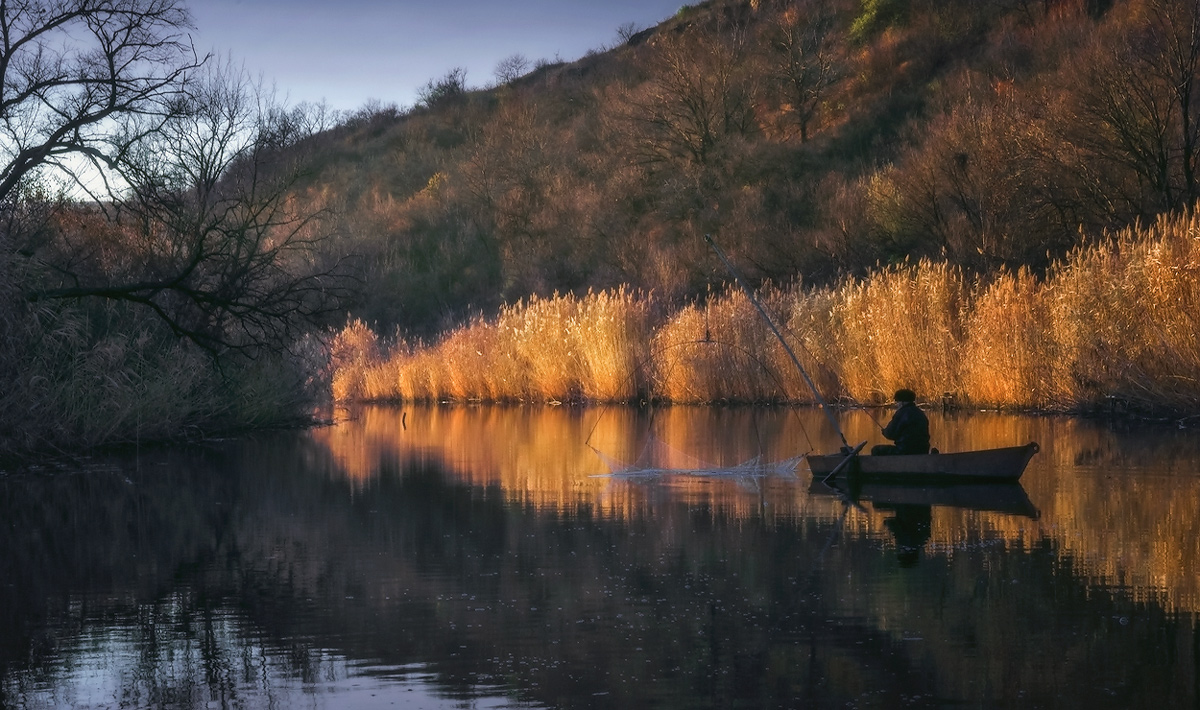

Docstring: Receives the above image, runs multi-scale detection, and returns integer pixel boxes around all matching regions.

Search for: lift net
[589,434,803,480]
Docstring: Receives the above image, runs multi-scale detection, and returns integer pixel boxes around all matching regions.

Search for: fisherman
[871,388,930,456]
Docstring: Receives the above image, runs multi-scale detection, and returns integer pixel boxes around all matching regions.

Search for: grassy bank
[332,209,1200,414]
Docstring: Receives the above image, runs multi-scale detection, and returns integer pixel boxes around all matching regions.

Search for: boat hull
[806,442,1039,482]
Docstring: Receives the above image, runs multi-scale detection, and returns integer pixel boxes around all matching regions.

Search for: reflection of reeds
[312,405,1200,615]
[334,210,1200,412]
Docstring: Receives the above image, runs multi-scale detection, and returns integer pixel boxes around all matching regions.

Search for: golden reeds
[1050,210,1200,410]
[832,260,967,404]
[335,209,1200,413]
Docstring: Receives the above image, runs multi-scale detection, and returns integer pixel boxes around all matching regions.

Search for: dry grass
[832,260,968,404]
[1049,211,1200,410]
[572,286,656,401]
[0,297,319,457]
[335,210,1200,413]
[352,288,657,403]
[961,268,1063,409]
[329,318,381,402]
[653,289,782,403]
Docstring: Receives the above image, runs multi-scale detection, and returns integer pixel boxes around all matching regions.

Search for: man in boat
[871,388,930,456]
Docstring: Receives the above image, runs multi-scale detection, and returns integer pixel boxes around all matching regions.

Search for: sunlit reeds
[572,286,656,401]
[334,208,1200,413]
[961,267,1063,409]
[348,288,656,403]
[1050,211,1200,411]
[653,289,784,403]
[831,260,967,404]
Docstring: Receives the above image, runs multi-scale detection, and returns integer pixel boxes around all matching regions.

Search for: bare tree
[621,27,756,168]
[24,61,355,356]
[493,53,530,85]
[617,21,641,43]
[0,0,203,202]
[417,67,468,108]
[1069,0,1200,216]
[764,3,840,143]
[0,4,353,357]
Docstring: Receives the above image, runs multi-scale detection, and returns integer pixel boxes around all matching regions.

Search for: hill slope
[294,0,1198,334]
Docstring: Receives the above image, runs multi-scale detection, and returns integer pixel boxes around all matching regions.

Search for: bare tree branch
[0,0,204,202]
[22,60,357,357]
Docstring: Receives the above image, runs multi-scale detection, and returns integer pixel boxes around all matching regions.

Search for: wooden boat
[806,442,1039,483]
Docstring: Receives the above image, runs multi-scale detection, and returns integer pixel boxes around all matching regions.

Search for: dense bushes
[0,297,321,457]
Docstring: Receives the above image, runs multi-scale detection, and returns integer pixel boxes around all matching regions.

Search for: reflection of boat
[810,478,1040,519]
[808,476,1039,567]
[807,442,1040,483]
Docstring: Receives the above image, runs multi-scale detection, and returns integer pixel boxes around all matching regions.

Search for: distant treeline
[331,207,1200,414]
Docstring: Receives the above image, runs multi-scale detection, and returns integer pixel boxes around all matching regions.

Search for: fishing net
[589,433,803,480]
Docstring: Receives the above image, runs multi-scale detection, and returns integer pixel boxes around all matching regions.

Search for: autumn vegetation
[325,0,1200,415]
[0,1,351,456]
[7,0,1200,456]
[332,206,1200,412]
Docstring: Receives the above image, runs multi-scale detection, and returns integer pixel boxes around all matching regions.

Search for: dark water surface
[2,405,1198,709]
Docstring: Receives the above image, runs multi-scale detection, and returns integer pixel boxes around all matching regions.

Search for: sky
[187,0,687,113]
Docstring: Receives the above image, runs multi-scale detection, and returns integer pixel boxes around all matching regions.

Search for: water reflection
[0,405,1198,708]
[809,478,1041,567]
[315,405,1200,614]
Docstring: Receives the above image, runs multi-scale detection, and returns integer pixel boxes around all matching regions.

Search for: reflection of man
[883,504,932,567]
[871,389,930,456]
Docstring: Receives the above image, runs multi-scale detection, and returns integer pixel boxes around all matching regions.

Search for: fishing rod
[704,234,850,450]
[861,407,886,431]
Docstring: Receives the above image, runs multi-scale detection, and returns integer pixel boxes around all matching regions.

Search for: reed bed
[571,286,656,400]
[831,260,968,404]
[1049,211,1200,411]
[337,210,1200,413]
[961,267,1064,409]
[349,288,657,403]
[779,286,844,404]
[653,289,785,403]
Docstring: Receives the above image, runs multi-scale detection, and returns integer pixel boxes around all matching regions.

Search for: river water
[1,405,1197,709]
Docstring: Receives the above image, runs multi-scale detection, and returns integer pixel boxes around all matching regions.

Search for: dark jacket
[881,402,930,454]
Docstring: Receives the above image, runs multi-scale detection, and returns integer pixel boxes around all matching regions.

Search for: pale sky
[187,0,686,113]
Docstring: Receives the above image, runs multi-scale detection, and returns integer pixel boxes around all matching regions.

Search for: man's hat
[894,388,916,402]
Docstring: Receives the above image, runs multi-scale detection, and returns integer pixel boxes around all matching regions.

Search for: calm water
[1,405,1198,709]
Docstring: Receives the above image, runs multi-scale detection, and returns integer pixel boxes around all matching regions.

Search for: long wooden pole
[705,234,849,449]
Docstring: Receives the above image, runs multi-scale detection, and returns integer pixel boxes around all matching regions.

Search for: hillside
[290,0,1194,335]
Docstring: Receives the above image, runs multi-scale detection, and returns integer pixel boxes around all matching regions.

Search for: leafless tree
[1069,0,1200,216]
[494,53,530,85]
[0,3,354,357]
[417,67,468,108]
[622,26,756,168]
[764,3,840,143]
[0,0,203,202]
[22,60,355,356]
[617,21,641,43]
